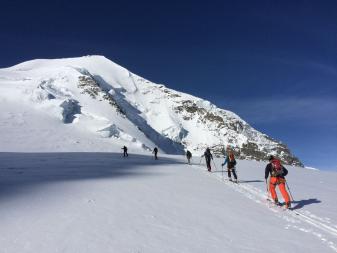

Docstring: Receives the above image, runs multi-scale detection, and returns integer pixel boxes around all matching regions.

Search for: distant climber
[222,149,238,183]
[202,148,213,172]
[186,150,192,164]
[265,155,291,209]
[153,147,158,160]
[122,146,128,157]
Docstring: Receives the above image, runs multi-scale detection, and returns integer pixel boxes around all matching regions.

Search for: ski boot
[285,202,291,209]
[274,198,280,206]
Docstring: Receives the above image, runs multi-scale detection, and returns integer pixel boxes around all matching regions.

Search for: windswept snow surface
[0,153,336,253]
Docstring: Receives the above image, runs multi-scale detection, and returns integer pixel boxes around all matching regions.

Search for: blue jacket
[222,156,229,166]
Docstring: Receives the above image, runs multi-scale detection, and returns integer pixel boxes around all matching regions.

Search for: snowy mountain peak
[0,56,302,166]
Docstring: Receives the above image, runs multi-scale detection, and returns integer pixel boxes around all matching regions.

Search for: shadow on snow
[238,180,265,183]
[291,198,322,210]
[0,152,182,199]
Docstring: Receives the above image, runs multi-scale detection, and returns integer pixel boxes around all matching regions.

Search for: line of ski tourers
[190,146,293,209]
[122,145,293,209]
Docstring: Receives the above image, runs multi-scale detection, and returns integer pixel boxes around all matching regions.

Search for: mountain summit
[0,55,302,166]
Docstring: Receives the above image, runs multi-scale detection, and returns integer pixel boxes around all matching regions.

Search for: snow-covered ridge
[305,166,320,171]
[0,55,302,166]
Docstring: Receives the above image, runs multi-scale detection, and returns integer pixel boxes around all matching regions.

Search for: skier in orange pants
[265,155,291,208]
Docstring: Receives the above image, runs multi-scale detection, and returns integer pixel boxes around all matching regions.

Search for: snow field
[0,153,336,252]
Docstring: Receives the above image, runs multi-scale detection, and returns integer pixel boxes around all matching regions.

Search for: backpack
[271,159,283,176]
[228,153,237,168]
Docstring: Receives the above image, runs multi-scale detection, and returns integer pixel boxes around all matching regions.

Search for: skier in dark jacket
[122,146,128,157]
[153,147,158,160]
[265,155,291,208]
[202,148,213,172]
[222,151,238,182]
[186,150,192,164]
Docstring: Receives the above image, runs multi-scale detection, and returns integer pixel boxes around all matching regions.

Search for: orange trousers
[269,177,290,203]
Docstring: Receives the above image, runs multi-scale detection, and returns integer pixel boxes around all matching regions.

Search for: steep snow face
[0,57,158,153]
[0,56,302,165]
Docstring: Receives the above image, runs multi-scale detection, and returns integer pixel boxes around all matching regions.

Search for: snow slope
[0,56,301,165]
[0,153,336,253]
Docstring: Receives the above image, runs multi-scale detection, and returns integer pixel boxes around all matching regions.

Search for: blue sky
[0,0,336,170]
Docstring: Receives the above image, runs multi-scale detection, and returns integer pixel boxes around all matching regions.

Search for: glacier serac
[0,55,302,166]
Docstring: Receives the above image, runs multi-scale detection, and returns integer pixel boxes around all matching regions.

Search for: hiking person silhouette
[153,147,158,160]
[222,150,238,183]
[122,146,128,157]
[202,148,213,172]
[186,150,192,164]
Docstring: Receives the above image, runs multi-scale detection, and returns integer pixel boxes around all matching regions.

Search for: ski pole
[286,181,294,202]
[199,157,202,165]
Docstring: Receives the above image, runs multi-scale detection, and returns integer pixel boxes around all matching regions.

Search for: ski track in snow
[192,164,337,252]
[1,153,336,252]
